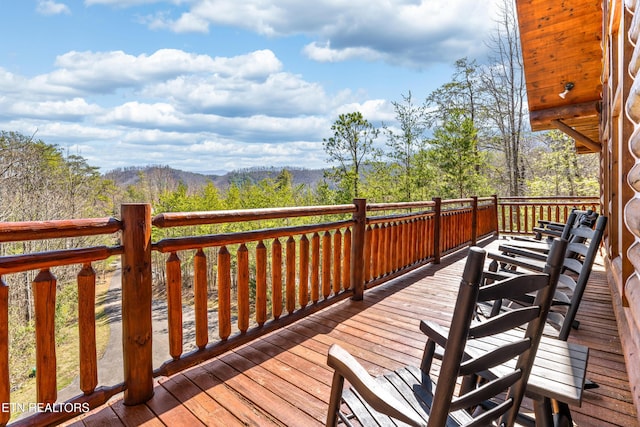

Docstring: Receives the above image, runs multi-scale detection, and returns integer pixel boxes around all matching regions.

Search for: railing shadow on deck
[84,236,498,425]
[0,195,596,426]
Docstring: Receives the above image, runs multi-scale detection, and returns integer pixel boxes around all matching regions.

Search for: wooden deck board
[67,240,639,426]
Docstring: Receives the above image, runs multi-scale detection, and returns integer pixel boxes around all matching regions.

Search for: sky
[0,0,502,175]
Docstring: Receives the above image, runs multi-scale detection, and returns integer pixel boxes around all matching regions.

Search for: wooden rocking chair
[326,240,567,427]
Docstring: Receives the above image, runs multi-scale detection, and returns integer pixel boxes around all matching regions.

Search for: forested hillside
[105,165,327,192]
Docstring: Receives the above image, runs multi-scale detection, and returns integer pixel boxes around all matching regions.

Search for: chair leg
[553,401,573,427]
[532,396,554,427]
[327,372,345,427]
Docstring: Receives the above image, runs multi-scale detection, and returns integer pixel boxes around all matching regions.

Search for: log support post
[0,277,8,426]
[351,198,367,301]
[493,194,500,238]
[471,196,478,246]
[121,203,154,405]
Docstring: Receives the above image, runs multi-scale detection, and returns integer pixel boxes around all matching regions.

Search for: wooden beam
[529,102,600,128]
[551,119,601,153]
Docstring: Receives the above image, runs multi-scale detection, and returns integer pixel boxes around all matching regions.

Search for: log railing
[0,218,125,427]
[1,194,585,427]
[497,196,600,235]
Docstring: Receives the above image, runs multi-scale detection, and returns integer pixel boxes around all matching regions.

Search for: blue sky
[0,0,501,174]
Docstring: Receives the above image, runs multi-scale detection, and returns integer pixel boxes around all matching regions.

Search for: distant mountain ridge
[104,165,327,191]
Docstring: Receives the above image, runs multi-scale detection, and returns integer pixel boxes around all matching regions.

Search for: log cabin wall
[604,0,640,416]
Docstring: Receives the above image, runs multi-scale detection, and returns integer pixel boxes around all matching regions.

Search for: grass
[8,271,113,421]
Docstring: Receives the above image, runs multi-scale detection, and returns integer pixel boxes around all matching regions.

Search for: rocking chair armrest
[487,251,546,272]
[327,344,426,427]
[497,245,549,262]
[419,320,449,348]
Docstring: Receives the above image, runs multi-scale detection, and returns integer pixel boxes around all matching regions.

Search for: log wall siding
[606,0,640,418]
[1,195,593,427]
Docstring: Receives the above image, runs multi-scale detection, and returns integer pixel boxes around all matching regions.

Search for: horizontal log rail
[6,194,601,427]
[152,204,356,228]
[0,246,123,275]
[0,218,122,243]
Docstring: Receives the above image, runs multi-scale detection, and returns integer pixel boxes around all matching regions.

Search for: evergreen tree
[323,112,379,200]
[426,111,493,198]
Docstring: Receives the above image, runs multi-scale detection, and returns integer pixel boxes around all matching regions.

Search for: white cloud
[0,45,368,172]
[84,0,170,5]
[135,0,500,67]
[99,102,184,127]
[303,42,383,63]
[9,98,102,120]
[36,1,71,15]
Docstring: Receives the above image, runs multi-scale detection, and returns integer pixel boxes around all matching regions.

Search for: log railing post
[0,277,9,426]
[120,203,153,405]
[351,198,367,301]
[493,195,500,238]
[433,197,442,264]
[471,196,478,246]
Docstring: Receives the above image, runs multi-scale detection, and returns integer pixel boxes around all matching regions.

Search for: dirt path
[57,269,176,402]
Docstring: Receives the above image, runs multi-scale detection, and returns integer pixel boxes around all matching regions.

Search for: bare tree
[480,0,528,196]
[382,92,428,201]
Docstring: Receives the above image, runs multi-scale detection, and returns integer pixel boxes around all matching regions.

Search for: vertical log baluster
[364,225,373,282]
[237,244,250,333]
[420,217,427,259]
[311,233,320,304]
[271,239,283,319]
[194,249,208,349]
[377,225,385,278]
[255,241,267,326]
[416,218,422,260]
[78,263,97,395]
[370,225,379,279]
[402,220,410,267]
[332,230,342,294]
[343,227,351,291]
[380,224,389,276]
[33,269,57,404]
[299,235,309,309]
[166,252,183,359]
[409,219,417,264]
[217,246,231,340]
[391,222,399,271]
[322,231,332,299]
[433,197,441,263]
[389,222,396,273]
[0,276,9,425]
[286,237,296,314]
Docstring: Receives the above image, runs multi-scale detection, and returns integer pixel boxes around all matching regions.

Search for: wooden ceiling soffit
[529,101,600,129]
[551,119,601,153]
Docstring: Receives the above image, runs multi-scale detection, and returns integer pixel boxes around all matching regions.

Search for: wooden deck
[63,239,639,427]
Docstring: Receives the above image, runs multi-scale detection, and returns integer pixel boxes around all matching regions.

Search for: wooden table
[467,331,589,427]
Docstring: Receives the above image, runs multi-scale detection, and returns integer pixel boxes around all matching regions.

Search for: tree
[480,0,528,196]
[323,112,379,200]
[382,92,428,201]
[427,110,493,198]
[426,58,482,128]
[526,131,600,196]
[0,131,115,324]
